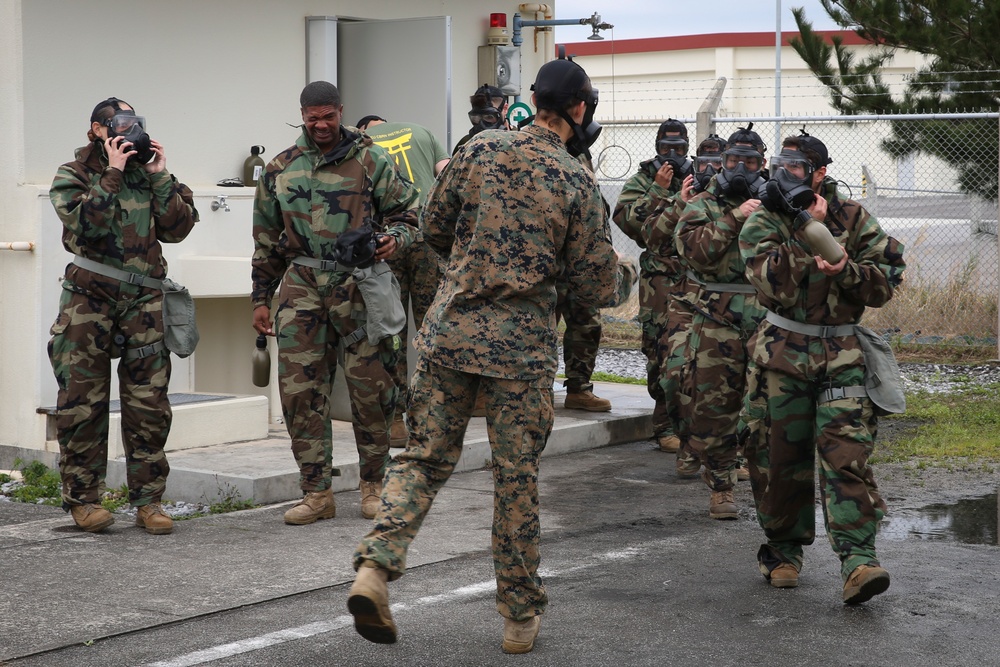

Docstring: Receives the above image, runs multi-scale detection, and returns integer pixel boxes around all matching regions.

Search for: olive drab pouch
[855,325,906,416]
[160,278,200,357]
[352,262,405,344]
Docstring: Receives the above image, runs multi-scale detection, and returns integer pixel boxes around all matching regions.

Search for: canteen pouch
[161,278,200,357]
[855,325,906,416]
[352,262,405,344]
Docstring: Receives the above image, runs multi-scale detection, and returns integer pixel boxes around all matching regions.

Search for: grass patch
[591,371,645,385]
[876,383,1000,463]
[8,459,61,505]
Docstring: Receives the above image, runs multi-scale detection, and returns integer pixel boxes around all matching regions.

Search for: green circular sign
[506,101,533,126]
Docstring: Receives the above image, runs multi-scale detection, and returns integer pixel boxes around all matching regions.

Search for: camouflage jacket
[251,126,420,307]
[417,124,636,380]
[50,141,198,297]
[739,176,905,362]
[612,159,682,274]
[675,178,764,329]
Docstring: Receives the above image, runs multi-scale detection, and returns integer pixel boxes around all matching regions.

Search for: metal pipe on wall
[1,242,35,251]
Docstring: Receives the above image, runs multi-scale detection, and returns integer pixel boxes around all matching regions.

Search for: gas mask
[105,111,154,164]
[332,223,381,269]
[691,154,723,193]
[468,106,504,136]
[562,87,601,158]
[759,150,816,213]
[652,137,692,179]
[716,145,766,199]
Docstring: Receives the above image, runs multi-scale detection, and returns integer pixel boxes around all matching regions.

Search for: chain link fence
[594,112,1000,350]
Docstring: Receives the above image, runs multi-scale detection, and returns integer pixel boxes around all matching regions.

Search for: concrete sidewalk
[107,381,653,506]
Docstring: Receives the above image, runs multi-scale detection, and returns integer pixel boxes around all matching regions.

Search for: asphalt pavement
[3,435,1000,666]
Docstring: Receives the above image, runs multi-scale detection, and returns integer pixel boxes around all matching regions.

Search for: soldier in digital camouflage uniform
[613,119,689,451]
[357,115,450,447]
[251,82,420,524]
[739,133,905,604]
[348,57,636,654]
[48,97,199,535]
[672,133,766,519]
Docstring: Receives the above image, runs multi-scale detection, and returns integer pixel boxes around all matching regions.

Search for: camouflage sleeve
[639,198,683,261]
[739,208,813,309]
[611,169,672,246]
[49,162,122,247]
[676,195,745,274]
[832,207,906,307]
[420,156,463,262]
[368,147,420,252]
[566,181,637,309]
[250,163,286,309]
[148,170,198,243]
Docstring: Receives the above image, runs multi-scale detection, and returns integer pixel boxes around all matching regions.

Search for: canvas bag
[160,278,200,357]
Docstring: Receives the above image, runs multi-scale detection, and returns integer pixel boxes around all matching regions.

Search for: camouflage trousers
[742,358,886,581]
[48,287,171,507]
[353,357,553,621]
[386,240,443,396]
[274,267,401,488]
[646,279,697,440]
[556,284,602,392]
[674,314,746,490]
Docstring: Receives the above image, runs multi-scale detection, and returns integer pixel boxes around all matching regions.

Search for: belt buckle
[319,260,338,271]
[126,273,145,286]
[819,325,833,338]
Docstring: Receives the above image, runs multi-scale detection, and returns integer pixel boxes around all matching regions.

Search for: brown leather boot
[843,564,890,604]
[564,389,612,412]
[348,562,397,644]
[502,616,541,654]
[389,414,408,449]
[709,489,738,520]
[736,466,750,481]
[70,503,115,533]
[283,489,336,525]
[768,563,799,588]
[656,434,680,453]
[359,480,382,520]
[135,502,174,535]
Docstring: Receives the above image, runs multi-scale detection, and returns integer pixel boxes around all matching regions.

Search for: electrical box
[477,45,520,97]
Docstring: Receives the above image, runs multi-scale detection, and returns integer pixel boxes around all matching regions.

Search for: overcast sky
[552,0,841,42]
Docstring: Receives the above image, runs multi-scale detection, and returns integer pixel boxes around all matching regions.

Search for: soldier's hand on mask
[806,193,827,222]
[105,136,135,171]
[815,250,848,275]
[143,139,166,174]
[374,233,397,261]
[654,162,674,189]
[253,305,274,336]
[680,174,695,202]
[739,198,761,218]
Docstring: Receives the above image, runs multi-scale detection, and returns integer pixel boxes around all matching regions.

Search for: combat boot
[70,503,115,533]
[283,489,336,525]
[359,480,382,520]
[135,502,174,535]
[656,435,680,453]
[768,563,799,589]
[502,616,541,654]
[736,465,750,481]
[564,389,612,412]
[843,564,890,605]
[348,562,397,644]
[709,489,738,520]
[389,414,408,449]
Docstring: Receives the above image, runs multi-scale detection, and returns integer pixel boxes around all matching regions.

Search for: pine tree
[790,1,1000,201]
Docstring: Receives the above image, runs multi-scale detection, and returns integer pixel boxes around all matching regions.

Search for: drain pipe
[1,242,34,251]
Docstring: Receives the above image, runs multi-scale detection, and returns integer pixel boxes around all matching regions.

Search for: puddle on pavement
[813,492,999,545]
[880,492,999,545]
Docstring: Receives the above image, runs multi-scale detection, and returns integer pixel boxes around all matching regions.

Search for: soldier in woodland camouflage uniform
[357,115,450,448]
[672,133,766,519]
[251,82,420,524]
[349,57,636,654]
[739,133,905,604]
[613,119,689,451]
[48,97,199,535]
